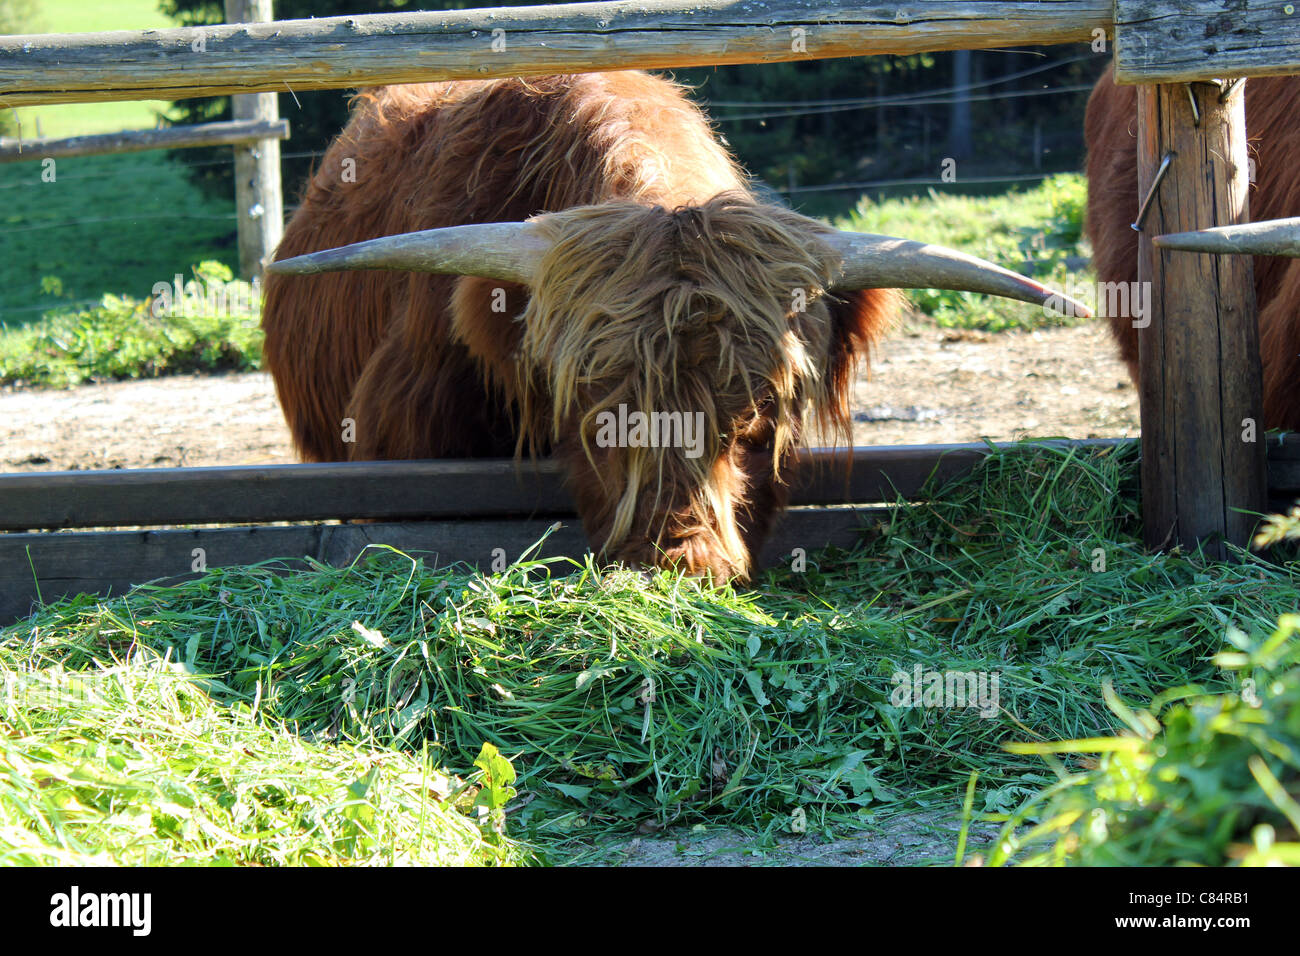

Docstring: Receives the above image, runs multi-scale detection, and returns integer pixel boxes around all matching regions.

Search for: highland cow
[263,71,1081,581]
[1085,67,1300,428]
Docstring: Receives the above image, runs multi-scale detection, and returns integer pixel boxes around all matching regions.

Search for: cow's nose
[661,540,745,583]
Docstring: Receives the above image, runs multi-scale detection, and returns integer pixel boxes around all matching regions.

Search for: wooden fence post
[224,0,283,279]
[1135,81,1265,558]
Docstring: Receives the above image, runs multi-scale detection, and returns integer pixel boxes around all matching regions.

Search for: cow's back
[1085,68,1300,424]
[262,72,746,461]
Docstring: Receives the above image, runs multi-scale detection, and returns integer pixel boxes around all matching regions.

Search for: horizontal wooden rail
[1114,0,1300,84]
[0,1,1109,107]
[0,506,886,624]
[0,439,1137,623]
[0,441,1130,531]
[0,118,289,163]
[7,435,1298,625]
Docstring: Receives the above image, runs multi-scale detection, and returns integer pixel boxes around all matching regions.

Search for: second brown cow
[1085,67,1300,428]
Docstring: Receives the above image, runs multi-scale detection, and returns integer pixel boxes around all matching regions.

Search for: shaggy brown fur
[262,72,898,580]
[1085,67,1300,427]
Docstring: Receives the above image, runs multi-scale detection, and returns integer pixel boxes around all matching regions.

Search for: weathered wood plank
[1266,431,1300,462]
[226,0,283,278]
[1266,435,1300,492]
[0,506,888,623]
[1267,460,1300,493]
[0,1,1109,107]
[10,430,1300,624]
[1114,0,1300,84]
[0,518,579,623]
[0,441,1129,531]
[0,118,288,163]
[1135,80,1265,557]
[0,459,574,530]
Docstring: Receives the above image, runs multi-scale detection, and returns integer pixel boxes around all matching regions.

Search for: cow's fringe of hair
[516,192,845,559]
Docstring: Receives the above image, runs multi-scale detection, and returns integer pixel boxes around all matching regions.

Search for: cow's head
[267,192,1087,581]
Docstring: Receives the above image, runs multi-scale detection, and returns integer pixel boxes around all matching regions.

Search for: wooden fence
[0,118,287,163]
[6,434,1300,623]
[0,114,286,277]
[4,1,1297,106]
[2,440,1139,622]
[2,0,1298,622]
[0,0,286,278]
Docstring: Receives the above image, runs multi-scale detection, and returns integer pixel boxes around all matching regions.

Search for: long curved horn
[824,232,1092,318]
[1153,217,1300,257]
[267,216,1092,318]
[264,221,550,284]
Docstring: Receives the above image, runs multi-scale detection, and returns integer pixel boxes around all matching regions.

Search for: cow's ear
[449,277,530,371]
[824,288,900,404]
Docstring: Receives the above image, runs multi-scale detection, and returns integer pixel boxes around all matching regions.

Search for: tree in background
[161,1,1106,218]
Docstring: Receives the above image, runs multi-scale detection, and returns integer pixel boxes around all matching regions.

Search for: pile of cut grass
[6,442,1299,864]
[0,645,529,865]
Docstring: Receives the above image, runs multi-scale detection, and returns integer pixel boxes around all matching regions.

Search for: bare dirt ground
[849,320,1137,444]
[605,811,999,867]
[0,321,1137,472]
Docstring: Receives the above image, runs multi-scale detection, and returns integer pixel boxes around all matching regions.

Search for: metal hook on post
[1218,78,1245,103]
[1132,151,1176,232]
[1185,84,1201,127]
